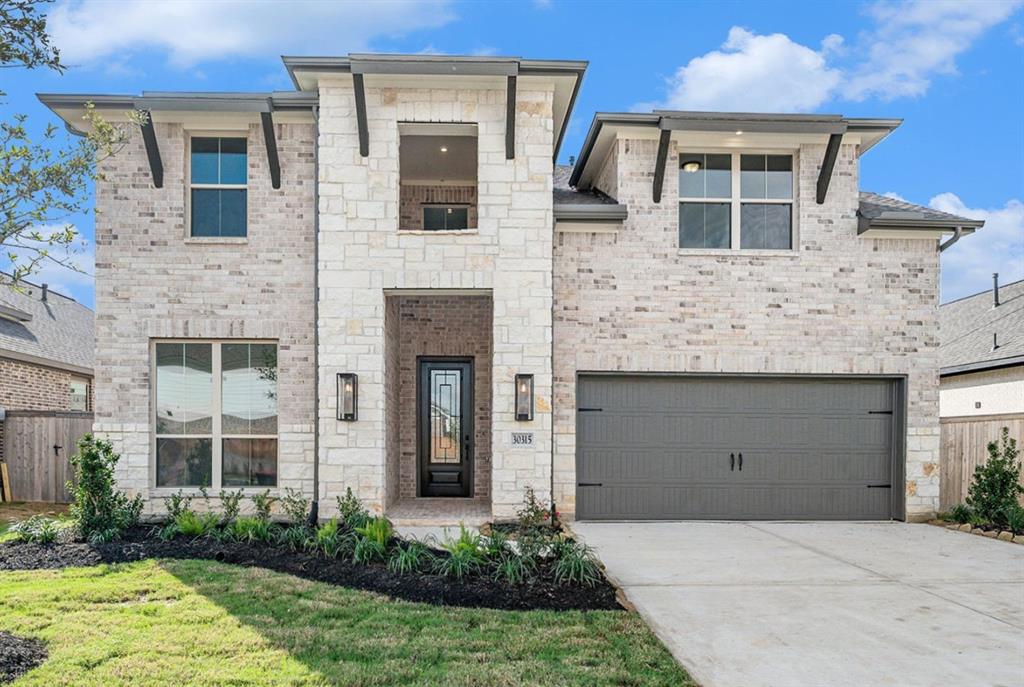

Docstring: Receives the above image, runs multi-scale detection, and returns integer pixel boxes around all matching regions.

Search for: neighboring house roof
[858,192,984,234]
[939,278,1024,376]
[0,278,94,375]
[552,164,628,223]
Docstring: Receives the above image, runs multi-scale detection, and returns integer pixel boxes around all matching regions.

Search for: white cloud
[654,27,842,112]
[935,194,1024,302]
[845,0,1023,101]
[48,0,457,67]
[642,0,1021,112]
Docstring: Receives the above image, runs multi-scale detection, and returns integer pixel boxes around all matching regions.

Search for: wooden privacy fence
[940,413,1024,511]
[1,410,93,503]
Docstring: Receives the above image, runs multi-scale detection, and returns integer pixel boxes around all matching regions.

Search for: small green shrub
[69,434,144,543]
[156,521,178,541]
[219,489,244,525]
[355,517,394,548]
[231,516,273,543]
[552,540,602,587]
[276,524,313,551]
[434,546,481,580]
[441,524,485,560]
[516,486,550,530]
[483,529,510,559]
[1004,504,1024,534]
[174,511,220,538]
[388,540,431,575]
[312,519,353,558]
[944,503,972,524]
[251,490,276,522]
[337,488,370,530]
[966,427,1023,527]
[352,535,386,563]
[281,488,310,526]
[492,553,529,584]
[12,516,61,544]
[163,491,194,521]
[516,527,552,564]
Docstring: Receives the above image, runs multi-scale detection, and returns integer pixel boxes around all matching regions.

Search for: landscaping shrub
[492,552,529,584]
[68,434,144,543]
[552,540,602,588]
[1004,504,1024,534]
[163,491,194,521]
[281,488,310,526]
[11,516,61,544]
[944,503,972,524]
[337,488,370,530]
[276,524,313,551]
[483,529,511,559]
[219,489,243,525]
[434,545,482,580]
[516,527,553,565]
[966,427,1023,527]
[230,516,273,544]
[252,490,276,522]
[352,517,393,563]
[352,535,386,563]
[312,519,353,558]
[516,486,550,529]
[174,511,220,538]
[388,540,431,574]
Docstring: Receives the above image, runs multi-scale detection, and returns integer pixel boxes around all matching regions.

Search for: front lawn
[0,559,693,686]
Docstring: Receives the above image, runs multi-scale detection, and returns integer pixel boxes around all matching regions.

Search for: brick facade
[0,357,82,411]
[399,184,478,230]
[92,120,316,514]
[553,139,941,519]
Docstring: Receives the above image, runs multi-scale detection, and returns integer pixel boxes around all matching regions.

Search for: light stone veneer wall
[93,122,316,514]
[553,139,942,520]
[317,80,554,518]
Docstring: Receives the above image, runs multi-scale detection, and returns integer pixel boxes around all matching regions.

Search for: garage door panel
[576,375,896,520]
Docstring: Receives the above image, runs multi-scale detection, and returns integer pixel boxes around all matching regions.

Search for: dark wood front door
[418,358,473,497]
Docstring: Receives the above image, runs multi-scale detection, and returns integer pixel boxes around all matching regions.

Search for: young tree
[1,0,141,285]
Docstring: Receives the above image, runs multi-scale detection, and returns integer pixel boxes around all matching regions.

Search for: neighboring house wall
[939,366,1024,417]
[93,121,316,513]
[399,184,478,230]
[0,357,80,411]
[553,139,942,519]
[316,81,555,517]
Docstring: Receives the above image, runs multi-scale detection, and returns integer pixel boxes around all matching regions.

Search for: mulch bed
[0,632,46,684]
[0,526,622,612]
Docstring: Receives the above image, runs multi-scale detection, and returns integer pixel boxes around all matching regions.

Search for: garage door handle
[867,484,892,488]
[738,452,743,471]
[577,482,603,487]
[730,453,735,471]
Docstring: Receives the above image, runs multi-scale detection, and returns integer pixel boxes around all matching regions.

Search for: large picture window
[189,136,247,238]
[679,152,794,250]
[154,341,277,488]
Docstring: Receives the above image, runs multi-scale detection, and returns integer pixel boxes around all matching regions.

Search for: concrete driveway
[572,522,1024,687]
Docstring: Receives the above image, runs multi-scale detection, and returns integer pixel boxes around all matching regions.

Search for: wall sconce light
[515,374,534,421]
[337,373,358,421]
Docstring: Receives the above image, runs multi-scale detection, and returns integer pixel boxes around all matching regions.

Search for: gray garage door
[576,376,898,520]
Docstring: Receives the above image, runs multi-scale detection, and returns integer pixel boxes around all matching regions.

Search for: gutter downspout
[938,226,962,252]
[308,104,321,526]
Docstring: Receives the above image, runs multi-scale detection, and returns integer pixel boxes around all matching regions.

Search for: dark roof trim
[0,303,31,322]
[940,355,1024,377]
[569,113,659,187]
[37,91,318,117]
[0,350,92,377]
[857,215,985,234]
[553,204,628,221]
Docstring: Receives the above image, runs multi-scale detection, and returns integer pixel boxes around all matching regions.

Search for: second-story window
[190,136,247,238]
[679,152,794,250]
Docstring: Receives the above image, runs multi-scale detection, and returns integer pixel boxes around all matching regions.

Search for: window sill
[184,237,248,245]
[149,487,280,497]
[398,229,480,236]
[676,248,800,257]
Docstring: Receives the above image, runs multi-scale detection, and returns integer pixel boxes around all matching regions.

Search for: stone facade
[92,120,316,514]
[390,294,492,501]
[553,138,941,519]
[399,184,478,230]
[317,80,554,518]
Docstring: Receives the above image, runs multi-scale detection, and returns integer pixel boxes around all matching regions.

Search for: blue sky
[3,0,1022,308]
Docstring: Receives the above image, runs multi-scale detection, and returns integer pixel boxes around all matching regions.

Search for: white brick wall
[94,121,316,514]
[316,82,555,518]
[553,138,942,519]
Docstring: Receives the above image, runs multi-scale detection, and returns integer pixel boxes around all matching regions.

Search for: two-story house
[39,53,983,523]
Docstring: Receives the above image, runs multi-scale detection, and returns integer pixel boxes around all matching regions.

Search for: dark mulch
[0,526,622,612]
[0,632,46,684]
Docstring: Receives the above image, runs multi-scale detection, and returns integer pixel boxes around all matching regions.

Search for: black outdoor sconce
[515,373,534,421]
[337,373,358,421]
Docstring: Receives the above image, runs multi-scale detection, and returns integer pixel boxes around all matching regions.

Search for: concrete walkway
[572,522,1024,687]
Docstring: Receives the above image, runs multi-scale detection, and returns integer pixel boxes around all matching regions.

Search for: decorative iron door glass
[418,359,473,497]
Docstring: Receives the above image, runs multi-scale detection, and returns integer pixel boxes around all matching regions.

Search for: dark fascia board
[940,355,1024,377]
[0,303,32,322]
[38,91,317,114]
[845,118,902,153]
[553,204,628,221]
[857,215,985,234]
[568,113,660,187]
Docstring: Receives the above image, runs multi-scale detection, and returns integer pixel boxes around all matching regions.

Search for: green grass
[0,559,693,686]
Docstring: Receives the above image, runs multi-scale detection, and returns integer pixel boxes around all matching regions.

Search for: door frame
[417,356,475,497]
[574,371,907,521]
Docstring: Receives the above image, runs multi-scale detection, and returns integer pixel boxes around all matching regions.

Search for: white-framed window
[153,340,278,489]
[69,379,89,411]
[188,135,248,237]
[679,151,795,250]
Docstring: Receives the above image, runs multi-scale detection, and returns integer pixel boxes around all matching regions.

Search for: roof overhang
[857,214,985,238]
[940,355,1024,377]
[0,350,93,378]
[570,111,902,190]
[283,54,586,161]
[553,204,628,221]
